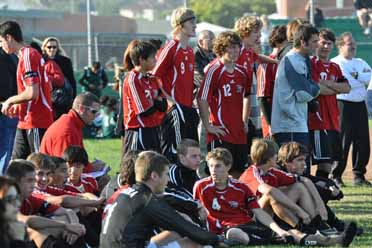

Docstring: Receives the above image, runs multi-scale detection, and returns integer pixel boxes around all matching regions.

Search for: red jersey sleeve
[256,63,274,97]
[125,72,153,115]
[239,166,264,195]
[153,40,177,81]
[22,48,42,86]
[270,168,296,187]
[46,186,79,196]
[30,194,60,216]
[198,61,220,102]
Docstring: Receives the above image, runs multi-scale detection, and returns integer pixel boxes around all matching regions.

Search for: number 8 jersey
[198,59,250,144]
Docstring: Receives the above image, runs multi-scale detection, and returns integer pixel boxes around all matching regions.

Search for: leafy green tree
[189,0,275,28]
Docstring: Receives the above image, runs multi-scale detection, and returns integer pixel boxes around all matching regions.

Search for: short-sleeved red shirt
[20,193,59,216]
[153,39,195,107]
[236,47,258,88]
[193,177,259,234]
[64,174,99,194]
[123,70,163,129]
[309,57,346,131]
[17,46,53,129]
[198,59,249,144]
[239,165,296,198]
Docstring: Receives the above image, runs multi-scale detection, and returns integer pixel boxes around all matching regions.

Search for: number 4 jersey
[198,58,250,144]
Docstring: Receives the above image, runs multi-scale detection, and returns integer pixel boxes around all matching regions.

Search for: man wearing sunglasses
[40,92,103,173]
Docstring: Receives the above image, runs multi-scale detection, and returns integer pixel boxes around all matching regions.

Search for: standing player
[197,31,250,177]
[233,16,278,154]
[309,29,351,179]
[122,40,167,153]
[256,25,287,138]
[153,7,199,162]
[0,21,53,159]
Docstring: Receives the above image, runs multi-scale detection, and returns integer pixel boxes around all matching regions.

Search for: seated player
[6,159,86,248]
[100,150,138,201]
[277,142,362,235]
[239,139,350,234]
[168,139,201,199]
[62,146,99,195]
[195,147,357,246]
[26,152,104,210]
[100,151,232,248]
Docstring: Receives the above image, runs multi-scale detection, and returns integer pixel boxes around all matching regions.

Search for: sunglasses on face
[47,46,57,49]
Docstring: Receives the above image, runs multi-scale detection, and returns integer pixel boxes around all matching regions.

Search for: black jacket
[0,47,18,101]
[194,45,215,86]
[100,183,220,248]
[53,54,77,97]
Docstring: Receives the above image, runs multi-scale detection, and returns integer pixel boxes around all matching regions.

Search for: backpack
[52,77,74,111]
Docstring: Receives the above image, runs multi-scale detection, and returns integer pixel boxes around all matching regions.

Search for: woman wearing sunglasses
[42,37,77,119]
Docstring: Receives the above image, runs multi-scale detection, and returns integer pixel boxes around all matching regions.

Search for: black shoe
[341,222,357,247]
[333,177,345,188]
[356,226,364,236]
[353,177,372,187]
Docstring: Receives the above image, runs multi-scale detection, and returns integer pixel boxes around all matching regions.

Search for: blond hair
[234,16,262,38]
[250,139,278,166]
[41,36,65,56]
[170,7,195,34]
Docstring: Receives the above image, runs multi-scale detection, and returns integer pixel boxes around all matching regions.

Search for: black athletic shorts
[310,130,342,164]
[124,126,161,154]
[161,104,199,163]
[208,139,248,172]
[225,222,274,245]
[12,128,47,159]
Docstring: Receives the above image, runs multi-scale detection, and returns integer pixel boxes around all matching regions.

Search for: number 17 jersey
[198,59,249,144]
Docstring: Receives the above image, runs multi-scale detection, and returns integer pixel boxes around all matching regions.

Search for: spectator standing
[42,37,76,95]
[331,32,372,186]
[153,7,199,162]
[79,61,108,97]
[0,21,53,160]
[260,15,272,55]
[305,0,324,28]
[271,24,320,168]
[354,0,372,35]
[0,45,18,174]
[194,30,216,156]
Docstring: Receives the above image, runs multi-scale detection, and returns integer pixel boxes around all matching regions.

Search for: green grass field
[84,138,372,247]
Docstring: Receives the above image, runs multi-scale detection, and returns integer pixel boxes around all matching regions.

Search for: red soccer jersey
[198,59,248,144]
[256,53,277,98]
[64,174,99,194]
[43,186,79,196]
[16,46,53,129]
[193,177,259,234]
[235,47,258,87]
[256,53,278,138]
[153,39,195,107]
[309,57,346,131]
[123,70,163,129]
[239,165,296,198]
[20,193,59,216]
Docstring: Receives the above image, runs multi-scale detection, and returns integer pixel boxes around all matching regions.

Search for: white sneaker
[364,28,370,35]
